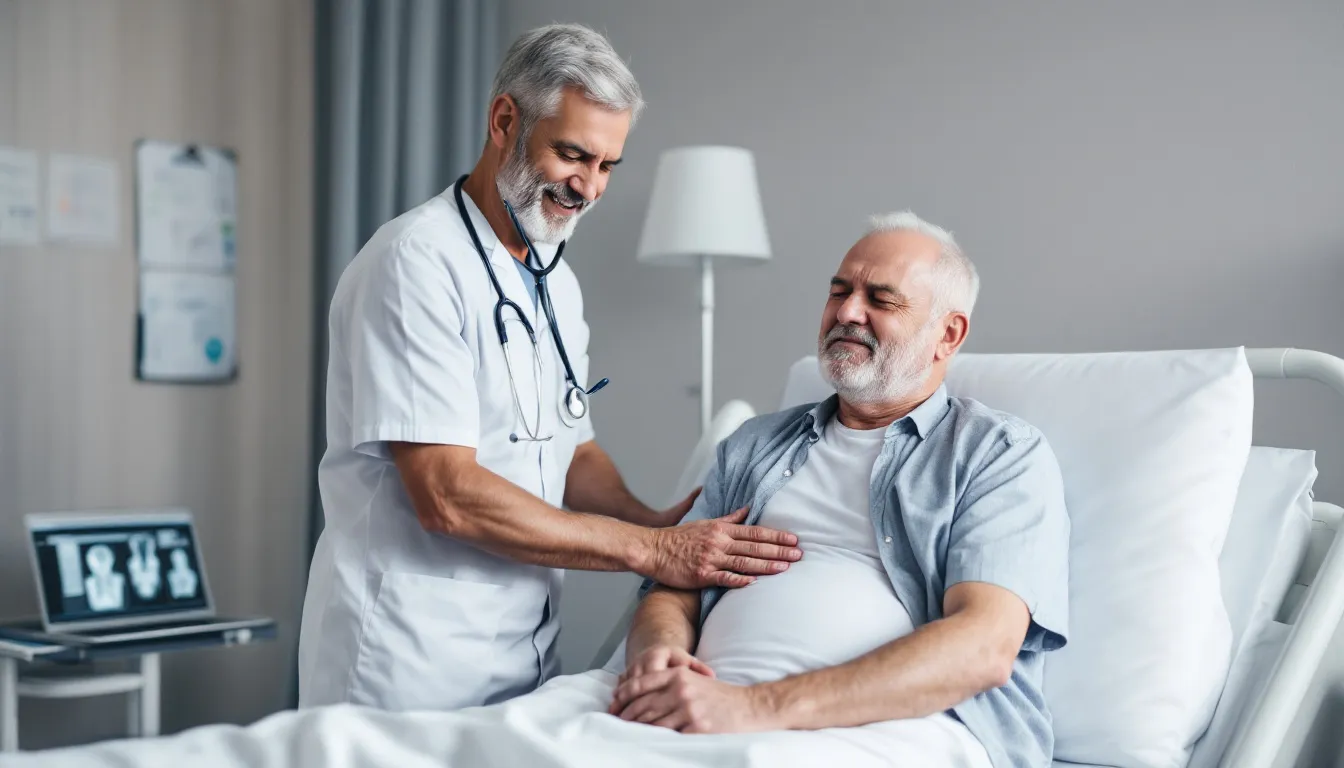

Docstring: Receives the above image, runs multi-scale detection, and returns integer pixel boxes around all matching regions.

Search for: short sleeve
[575,418,596,446]
[346,236,479,458]
[946,428,1070,652]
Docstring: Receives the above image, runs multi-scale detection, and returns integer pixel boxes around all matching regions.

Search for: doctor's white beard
[495,144,589,245]
[819,323,936,405]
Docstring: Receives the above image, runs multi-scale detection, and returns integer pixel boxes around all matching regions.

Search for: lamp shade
[637,146,771,266]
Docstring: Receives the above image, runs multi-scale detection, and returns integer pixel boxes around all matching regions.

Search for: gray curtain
[308,1,500,559]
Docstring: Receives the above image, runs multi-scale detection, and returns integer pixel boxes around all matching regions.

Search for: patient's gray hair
[866,211,980,319]
[491,24,645,143]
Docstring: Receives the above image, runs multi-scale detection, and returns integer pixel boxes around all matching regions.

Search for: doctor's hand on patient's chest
[640,506,802,590]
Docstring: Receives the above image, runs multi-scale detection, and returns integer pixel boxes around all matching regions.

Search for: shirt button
[783,469,793,477]
[883,536,893,543]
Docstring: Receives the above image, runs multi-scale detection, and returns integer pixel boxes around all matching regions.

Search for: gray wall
[500,1,1344,764]
[0,0,313,749]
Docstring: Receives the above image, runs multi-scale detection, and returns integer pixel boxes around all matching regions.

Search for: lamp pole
[700,254,714,434]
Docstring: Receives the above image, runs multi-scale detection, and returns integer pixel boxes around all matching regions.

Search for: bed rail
[1224,348,1344,768]
[1246,347,1344,397]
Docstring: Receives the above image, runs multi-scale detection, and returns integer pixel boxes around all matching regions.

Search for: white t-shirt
[696,415,910,684]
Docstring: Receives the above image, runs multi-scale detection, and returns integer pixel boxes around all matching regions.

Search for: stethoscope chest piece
[563,386,588,423]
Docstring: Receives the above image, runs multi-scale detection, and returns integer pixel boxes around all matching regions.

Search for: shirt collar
[904,384,951,438]
[805,384,951,441]
[450,183,560,270]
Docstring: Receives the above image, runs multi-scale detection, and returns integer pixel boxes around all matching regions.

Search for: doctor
[298,24,802,712]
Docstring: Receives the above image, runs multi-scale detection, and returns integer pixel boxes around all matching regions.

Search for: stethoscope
[453,175,608,443]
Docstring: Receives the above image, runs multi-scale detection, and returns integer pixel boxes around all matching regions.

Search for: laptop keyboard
[82,620,218,637]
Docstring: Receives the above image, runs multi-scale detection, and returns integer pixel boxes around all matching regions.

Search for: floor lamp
[637,146,772,434]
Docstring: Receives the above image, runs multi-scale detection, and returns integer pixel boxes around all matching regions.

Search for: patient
[609,211,1070,768]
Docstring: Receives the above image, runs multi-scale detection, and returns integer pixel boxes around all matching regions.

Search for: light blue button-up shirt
[643,384,1070,768]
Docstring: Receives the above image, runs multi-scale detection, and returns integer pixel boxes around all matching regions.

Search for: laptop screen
[29,513,212,628]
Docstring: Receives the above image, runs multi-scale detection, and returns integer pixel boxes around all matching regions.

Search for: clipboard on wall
[133,140,239,384]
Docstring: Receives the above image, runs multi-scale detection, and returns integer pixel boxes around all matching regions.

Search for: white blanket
[2,671,991,768]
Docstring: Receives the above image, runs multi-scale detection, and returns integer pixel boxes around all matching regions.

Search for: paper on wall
[138,270,236,381]
[136,141,237,271]
[48,153,120,245]
[0,146,41,245]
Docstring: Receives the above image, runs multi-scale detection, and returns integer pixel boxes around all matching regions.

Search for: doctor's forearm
[435,472,653,572]
[564,441,659,525]
[392,442,654,572]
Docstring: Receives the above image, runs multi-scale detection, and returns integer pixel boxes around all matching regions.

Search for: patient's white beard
[819,324,936,404]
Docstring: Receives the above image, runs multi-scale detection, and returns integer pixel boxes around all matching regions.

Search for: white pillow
[1218,447,1317,653]
[1187,447,1316,768]
[782,348,1254,768]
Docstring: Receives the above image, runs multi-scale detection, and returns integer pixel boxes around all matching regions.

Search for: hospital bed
[590,346,1344,768]
[6,347,1341,768]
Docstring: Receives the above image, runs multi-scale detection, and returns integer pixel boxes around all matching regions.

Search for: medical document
[47,153,120,245]
[138,270,236,381]
[135,141,237,272]
[0,146,41,245]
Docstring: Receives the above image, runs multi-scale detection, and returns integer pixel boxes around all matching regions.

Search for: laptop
[3,509,270,645]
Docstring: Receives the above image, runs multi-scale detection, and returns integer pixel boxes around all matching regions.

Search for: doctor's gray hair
[491,24,644,142]
[866,211,980,319]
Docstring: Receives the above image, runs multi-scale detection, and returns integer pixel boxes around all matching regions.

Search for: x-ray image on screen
[83,544,126,611]
[168,548,199,598]
[31,520,210,624]
[128,533,162,600]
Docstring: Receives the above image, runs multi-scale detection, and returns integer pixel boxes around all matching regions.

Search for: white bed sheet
[2,671,990,768]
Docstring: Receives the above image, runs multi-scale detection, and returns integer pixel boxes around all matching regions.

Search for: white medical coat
[297,187,594,711]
